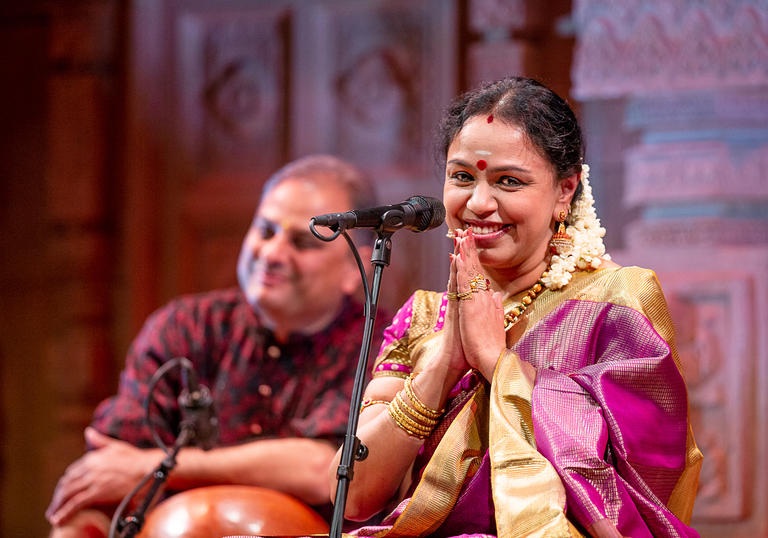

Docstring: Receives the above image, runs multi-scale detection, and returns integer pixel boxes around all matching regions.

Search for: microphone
[311,195,445,233]
[178,366,219,450]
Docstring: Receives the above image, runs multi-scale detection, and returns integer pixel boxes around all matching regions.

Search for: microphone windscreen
[408,196,445,231]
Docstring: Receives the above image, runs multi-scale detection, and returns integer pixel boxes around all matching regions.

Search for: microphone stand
[108,357,216,538]
[329,230,393,538]
[115,426,193,538]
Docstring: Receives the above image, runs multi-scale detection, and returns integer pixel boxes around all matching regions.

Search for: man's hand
[46,428,164,527]
[48,508,111,538]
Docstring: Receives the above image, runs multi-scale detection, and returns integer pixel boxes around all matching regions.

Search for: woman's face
[443,116,575,277]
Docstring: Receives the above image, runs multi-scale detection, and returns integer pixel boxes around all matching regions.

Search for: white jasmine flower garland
[541,164,610,290]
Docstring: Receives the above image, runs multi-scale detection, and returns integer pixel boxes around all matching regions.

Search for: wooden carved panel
[334,45,421,169]
[291,0,457,310]
[175,3,291,178]
[124,0,460,324]
[293,0,456,176]
[573,0,768,98]
[625,142,768,206]
[613,246,768,536]
[165,3,295,295]
[664,273,753,519]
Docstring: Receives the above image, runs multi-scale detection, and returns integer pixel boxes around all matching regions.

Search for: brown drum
[137,485,329,537]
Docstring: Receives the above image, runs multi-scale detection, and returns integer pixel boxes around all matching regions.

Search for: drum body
[138,485,329,537]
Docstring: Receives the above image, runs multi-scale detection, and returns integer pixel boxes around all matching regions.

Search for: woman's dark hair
[438,77,583,193]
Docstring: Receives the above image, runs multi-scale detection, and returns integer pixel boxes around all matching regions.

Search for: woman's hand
[439,244,470,374]
[454,230,507,380]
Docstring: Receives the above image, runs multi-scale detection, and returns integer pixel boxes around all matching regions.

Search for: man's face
[237,177,359,336]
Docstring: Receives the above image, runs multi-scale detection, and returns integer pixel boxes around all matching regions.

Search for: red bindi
[487,114,494,123]
[476,159,487,170]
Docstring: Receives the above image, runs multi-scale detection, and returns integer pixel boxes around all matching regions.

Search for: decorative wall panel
[625,142,768,205]
[661,269,754,519]
[292,0,457,309]
[574,0,768,534]
[611,247,768,536]
[160,3,295,296]
[125,0,459,311]
[176,5,291,177]
[293,0,455,175]
[573,0,768,98]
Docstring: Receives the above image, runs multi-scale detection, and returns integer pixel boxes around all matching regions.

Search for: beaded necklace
[503,279,546,331]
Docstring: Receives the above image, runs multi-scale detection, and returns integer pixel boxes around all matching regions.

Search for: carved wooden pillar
[43,0,119,531]
[573,1,768,535]
[0,7,50,534]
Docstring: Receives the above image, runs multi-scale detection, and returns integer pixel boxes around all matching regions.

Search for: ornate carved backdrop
[120,0,458,343]
[13,0,765,535]
[21,3,573,536]
[573,0,768,535]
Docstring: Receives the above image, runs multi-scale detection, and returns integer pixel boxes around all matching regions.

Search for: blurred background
[1,0,766,535]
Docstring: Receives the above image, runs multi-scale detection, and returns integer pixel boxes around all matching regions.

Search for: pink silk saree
[351,266,702,538]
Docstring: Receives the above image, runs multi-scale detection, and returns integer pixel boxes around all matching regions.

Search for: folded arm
[48,427,336,531]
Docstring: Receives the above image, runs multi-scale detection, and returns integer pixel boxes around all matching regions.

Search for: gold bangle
[405,374,444,420]
[395,391,439,426]
[392,396,434,432]
[388,408,431,439]
[388,410,431,439]
[388,399,432,439]
[360,399,390,413]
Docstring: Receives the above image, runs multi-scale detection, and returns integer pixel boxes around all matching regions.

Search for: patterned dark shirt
[91,288,383,450]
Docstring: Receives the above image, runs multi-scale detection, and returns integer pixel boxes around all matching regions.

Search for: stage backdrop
[2,0,765,536]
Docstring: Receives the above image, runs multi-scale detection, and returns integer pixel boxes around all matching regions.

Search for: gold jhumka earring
[550,210,573,255]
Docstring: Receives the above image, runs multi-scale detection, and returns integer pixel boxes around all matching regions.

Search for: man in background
[46,155,382,536]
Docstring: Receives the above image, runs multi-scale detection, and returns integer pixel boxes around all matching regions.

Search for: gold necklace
[503,279,545,331]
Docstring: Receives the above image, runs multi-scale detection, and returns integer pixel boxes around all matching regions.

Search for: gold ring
[469,274,489,292]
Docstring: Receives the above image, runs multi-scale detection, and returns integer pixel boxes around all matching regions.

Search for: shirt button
[250,423,263,435]
[267,345,281,359]
[258,384,272,397]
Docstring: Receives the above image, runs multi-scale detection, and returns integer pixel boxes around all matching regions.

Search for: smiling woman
[443,117,578,288]
[329,77,703,538]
